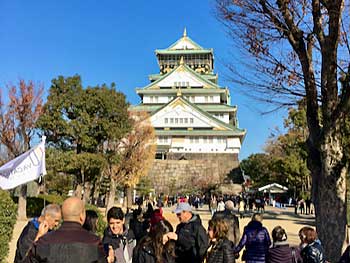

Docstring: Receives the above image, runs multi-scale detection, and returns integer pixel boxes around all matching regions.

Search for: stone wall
[148,153,240,194]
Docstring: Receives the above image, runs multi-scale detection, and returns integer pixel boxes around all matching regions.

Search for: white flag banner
[0,137,47,190]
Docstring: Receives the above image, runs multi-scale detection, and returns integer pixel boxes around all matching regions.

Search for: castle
[130,29,246,193]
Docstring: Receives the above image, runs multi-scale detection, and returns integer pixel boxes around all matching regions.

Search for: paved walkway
[7,219,28,263]
[7,205,314,263]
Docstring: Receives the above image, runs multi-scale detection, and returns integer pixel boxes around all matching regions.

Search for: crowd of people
[13,196,348,263]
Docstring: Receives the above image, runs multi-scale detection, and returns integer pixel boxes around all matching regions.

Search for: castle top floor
[155,29,214,75]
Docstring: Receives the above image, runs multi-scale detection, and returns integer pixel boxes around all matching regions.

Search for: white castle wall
[157,136,241,154]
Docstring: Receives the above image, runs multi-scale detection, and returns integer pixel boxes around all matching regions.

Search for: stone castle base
[148,153,241,194]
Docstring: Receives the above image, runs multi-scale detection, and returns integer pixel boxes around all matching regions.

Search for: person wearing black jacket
[267,226,302,263]
[15,204,61,263]
[299,227,325,263]
[338,245,350,263]
[204,218,235,263]
[132,219,176,263]
[26,197,106,263]
[167,202,208,263]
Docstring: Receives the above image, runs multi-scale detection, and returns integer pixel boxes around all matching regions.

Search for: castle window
[184,118,188,124]
[179,118,183,124]
[190,118,194,124]
[209,137,213,143]
[170,118,174,124]
[165,118,168,124]
[175,118,178,124]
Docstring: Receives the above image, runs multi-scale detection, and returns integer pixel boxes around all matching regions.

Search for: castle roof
[155,28,213,55]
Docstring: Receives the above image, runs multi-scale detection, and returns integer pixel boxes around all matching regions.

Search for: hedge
[0,190,17,263]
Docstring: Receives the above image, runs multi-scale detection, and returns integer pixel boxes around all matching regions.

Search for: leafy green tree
[38,75,131,202]
[240,153,272,187]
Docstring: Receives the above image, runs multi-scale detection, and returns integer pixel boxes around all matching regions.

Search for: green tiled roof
[166,33,205,50]
[141,63,222,90]
[148,74,162,81]
[129,104,237,113]
[155,49,212,54]
[155,129,245,136]
[148,96,240,134]
[135,88,226,95]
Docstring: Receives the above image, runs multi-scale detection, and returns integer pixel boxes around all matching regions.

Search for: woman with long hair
[204,218,235,263]
[83,210,99,233]
[132,219,176,263]
[234,213,271,263]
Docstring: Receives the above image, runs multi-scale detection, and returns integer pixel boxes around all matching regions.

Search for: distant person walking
[238,199,245,219]
[217,198,225,212]
[234,213,271,263]
[15,204,61,263]
[210,196,218,216]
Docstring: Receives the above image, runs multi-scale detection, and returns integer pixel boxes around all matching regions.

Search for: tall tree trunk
[310,130,348,261]
[17,184,27,220]
[75,184,83,199]
[83,181,92,204]
[106,178,116,214]
[123,185,133,210]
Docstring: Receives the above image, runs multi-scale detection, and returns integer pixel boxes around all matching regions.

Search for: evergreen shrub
[0,190,17,263]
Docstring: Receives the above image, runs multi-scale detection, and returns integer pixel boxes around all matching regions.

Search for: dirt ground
[6,204,314,263]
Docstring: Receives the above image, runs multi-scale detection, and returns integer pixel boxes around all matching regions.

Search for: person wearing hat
[166,202,208,263]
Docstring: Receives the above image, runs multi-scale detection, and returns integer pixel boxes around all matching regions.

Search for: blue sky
[0,1,286,160]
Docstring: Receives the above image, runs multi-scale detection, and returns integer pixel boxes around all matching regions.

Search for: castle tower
[130,30,246,193]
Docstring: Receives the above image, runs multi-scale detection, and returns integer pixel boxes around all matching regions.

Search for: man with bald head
[27,197,106,263]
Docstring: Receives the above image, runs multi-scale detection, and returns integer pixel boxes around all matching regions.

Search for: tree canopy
[38,75,132,201]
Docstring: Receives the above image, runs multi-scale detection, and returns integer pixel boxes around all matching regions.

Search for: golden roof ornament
[183,27,187,37]
[179,56,184,65]
[177,87,182,96]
